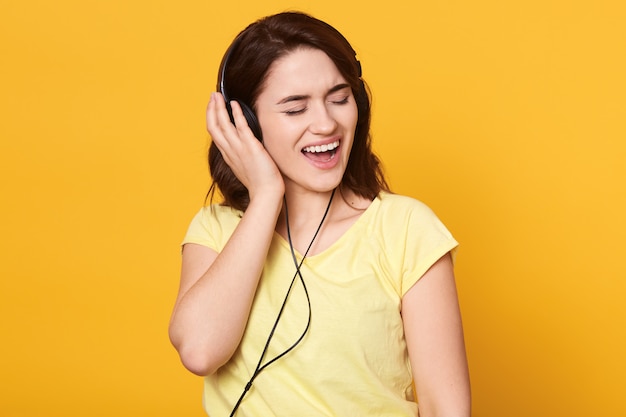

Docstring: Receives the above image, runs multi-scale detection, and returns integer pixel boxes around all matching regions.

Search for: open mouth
[301,140,340,163]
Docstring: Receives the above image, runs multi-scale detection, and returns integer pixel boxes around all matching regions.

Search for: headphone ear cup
[226,99,263,142]
[355,80,369,121]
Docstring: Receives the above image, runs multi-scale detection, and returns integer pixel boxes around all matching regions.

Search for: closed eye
[331,96,350,105]
[284,107,307,116]
[284,96,348,116]
[279,84,351,115]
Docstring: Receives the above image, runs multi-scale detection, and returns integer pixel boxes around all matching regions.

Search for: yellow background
[1,0,624,416]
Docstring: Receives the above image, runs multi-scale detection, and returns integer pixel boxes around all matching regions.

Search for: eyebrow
[275,83,351,105]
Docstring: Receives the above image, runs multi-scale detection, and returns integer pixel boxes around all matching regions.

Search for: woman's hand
[206,92,284,201]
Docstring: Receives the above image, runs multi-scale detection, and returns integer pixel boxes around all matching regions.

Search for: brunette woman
[169,11,470,417]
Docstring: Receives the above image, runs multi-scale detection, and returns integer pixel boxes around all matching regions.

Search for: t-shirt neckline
[272,193,383,260]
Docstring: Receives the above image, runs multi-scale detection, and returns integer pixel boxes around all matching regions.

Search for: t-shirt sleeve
[400,201,459,296]
[181,207,220,251]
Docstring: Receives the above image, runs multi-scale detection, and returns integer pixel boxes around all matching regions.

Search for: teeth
[303,140,339,153]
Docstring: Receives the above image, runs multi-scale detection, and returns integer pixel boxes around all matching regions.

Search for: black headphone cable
[229,188,336,416]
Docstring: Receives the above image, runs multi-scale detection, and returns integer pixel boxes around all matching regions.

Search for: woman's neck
[275,186,372,255]
[278,188,334,235]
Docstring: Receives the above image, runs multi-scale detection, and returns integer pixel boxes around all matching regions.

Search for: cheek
[259,123,300,161]
[344,113,359,144]
[259,116,304,147]
[343,102,359,130]
[258,110,284,137]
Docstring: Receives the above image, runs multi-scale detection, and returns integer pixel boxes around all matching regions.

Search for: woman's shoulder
[183,203,242,249]
[188,203,242,234]
[372,192,455,239]
[375,191,458,262]
[197,203,243,220]
[376,191,438,218]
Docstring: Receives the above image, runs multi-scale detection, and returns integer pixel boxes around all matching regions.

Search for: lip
[300,137,342,170]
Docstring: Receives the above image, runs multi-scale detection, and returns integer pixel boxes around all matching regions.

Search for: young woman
[169,11,470,417]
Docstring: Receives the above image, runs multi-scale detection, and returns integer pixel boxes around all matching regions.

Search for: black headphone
[216,35,264,141]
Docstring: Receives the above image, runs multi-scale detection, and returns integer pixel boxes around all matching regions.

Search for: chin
[312,179,344,194]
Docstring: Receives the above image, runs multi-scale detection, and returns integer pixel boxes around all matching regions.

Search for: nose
[309,102,338,135]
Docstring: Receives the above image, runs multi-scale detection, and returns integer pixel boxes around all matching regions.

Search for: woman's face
[254,47,358,195]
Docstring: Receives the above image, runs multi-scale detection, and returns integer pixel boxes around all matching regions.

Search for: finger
[229,100,260,142]
[213,93,242,140]
[206,93,235,149]
[206,93,225,137]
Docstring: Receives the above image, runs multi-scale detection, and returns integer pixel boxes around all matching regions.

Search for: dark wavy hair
[207,11,389,211]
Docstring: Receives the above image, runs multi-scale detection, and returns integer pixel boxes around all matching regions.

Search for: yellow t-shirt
[182,192,458,417]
